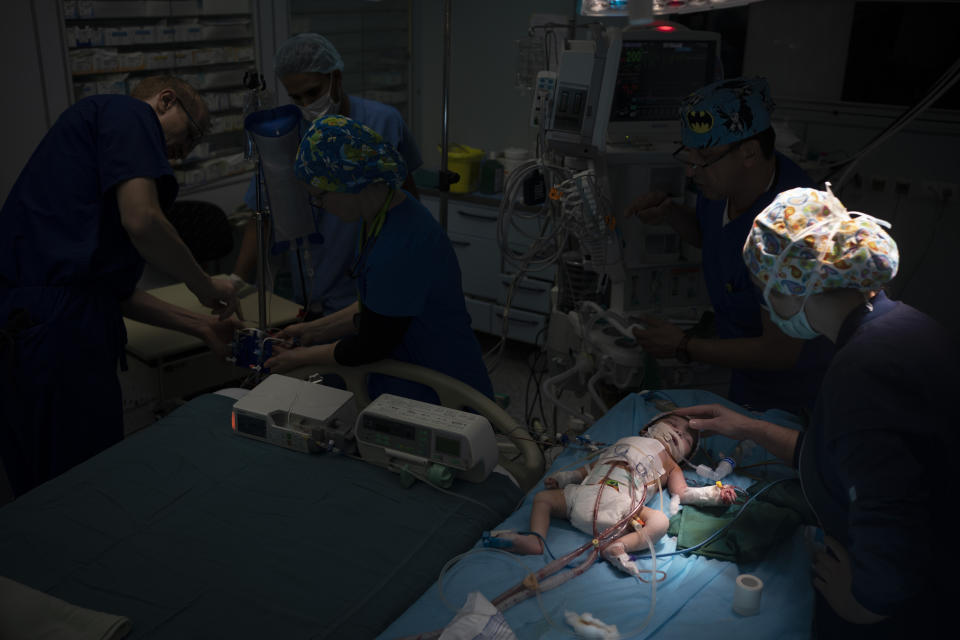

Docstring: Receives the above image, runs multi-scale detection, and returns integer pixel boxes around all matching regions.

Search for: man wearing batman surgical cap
[626,76,834,414]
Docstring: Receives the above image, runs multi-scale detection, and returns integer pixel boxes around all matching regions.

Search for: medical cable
[433,547,582,640]
[486,454,660,631]
[402,467,506,522]
[438,445,663,637]
[629,476,793,562]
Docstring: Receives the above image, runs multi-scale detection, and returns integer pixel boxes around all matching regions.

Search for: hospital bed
[0,360,543,639]
[381,389,817,639]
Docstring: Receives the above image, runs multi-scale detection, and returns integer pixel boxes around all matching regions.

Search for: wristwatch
[675,333,693,364]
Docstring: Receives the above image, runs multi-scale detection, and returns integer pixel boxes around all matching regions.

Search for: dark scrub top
[243,96,423,317]
[697,151,834,412]
[0,95,176,496]
[798,292,956,636]
[355,193,493,404]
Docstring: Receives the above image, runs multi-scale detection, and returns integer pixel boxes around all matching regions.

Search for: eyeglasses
[175,97,203,146]
[672,144,735,170]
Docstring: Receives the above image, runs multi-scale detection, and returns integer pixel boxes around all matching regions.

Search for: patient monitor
[231,374,358,454]
[356,394,499,483]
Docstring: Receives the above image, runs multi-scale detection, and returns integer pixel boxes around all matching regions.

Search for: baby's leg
[603,507,669,558]
[504,489,567,555]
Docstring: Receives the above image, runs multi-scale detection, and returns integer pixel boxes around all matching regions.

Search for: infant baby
[499,414,736,576]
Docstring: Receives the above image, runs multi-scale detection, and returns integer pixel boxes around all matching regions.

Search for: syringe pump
[231,374,358,454]
[355,394,499,483]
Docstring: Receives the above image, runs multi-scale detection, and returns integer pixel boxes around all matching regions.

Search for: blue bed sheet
[381,389,815,639]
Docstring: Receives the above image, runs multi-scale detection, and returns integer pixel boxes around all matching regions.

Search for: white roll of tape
[732,573,763,616]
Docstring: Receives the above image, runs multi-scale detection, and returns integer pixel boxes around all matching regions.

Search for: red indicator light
[231,412,237,431]
[656,25,676,32]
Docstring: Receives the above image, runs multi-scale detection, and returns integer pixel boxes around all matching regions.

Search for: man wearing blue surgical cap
[626,77,834,413]
[230,33,423,320]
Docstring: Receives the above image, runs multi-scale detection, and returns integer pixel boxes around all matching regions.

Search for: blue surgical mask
[763,287,820,340]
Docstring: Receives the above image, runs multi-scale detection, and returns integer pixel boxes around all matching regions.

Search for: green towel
[666,479,817,564]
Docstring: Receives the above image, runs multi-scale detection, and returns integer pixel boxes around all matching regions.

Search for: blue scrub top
[0,94,176,494]
[696,152,833,412]
[357,194,494,403]
[1,94,177,294]
[799,292,954,618]
[244,96,423,315]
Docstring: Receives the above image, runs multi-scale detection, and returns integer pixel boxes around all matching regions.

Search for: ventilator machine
[501,19,721,429]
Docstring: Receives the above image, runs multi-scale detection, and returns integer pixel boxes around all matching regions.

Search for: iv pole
[437,0,455,231]
[242,70,270,332]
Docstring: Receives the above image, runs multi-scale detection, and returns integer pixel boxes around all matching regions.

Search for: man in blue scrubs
[628,77,834,412]
[231,33,422,320]
[0,76,242,497]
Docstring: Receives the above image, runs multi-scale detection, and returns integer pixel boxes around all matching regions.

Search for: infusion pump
[231,374,357,454]
[356,394,499,483]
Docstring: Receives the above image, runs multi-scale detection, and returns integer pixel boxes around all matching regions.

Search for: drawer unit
[464,297,492,334]
[502,241,559,283]
[449,231,501,301]
[496,272,551,314]
[491,305,549,345]
[447,200,501,237]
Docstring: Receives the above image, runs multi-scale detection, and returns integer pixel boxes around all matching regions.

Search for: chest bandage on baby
[583,463,635,489]
[596,436,666,483]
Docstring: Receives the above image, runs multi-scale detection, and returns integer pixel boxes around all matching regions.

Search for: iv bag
[244,105,314,246]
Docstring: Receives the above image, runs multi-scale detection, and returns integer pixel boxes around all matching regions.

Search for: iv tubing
[540,359,592,424]
[586,362,609,414]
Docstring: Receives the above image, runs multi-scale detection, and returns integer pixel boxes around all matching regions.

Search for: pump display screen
[434,435,461,457]
[235,412,267,439]
[610,39,716,123]
[367,417,415,441]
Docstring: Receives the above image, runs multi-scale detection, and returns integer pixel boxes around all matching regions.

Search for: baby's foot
[484,530,544,555]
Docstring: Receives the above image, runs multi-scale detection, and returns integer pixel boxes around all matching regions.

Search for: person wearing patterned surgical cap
[230,33,422,320]
[674,184,956,638]
[263,115,493,406]
[626,76,834,414]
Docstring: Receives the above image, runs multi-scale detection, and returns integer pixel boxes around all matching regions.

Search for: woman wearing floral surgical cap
[673,185,956,637]
[264,116,493,405]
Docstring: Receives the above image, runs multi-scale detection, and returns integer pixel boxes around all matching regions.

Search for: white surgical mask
[299,90,339,123]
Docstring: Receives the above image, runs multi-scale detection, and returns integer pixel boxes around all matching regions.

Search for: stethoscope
[347,187,396,281]
[349,188,396,311]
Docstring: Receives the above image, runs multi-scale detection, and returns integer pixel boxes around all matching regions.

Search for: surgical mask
[299,90,339,123]
[763,288,820,340]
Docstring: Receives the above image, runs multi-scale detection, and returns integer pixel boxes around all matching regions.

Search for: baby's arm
[667,466,736,514]
[544,464,590,489]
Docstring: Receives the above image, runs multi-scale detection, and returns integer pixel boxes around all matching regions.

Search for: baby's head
[643,413,697,462]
